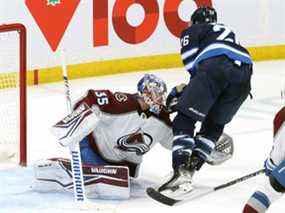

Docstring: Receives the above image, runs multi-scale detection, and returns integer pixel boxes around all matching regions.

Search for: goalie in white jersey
[243,107,285,213]
[61,73,173,177]
[33,73,233,200]
[33,74,173,199]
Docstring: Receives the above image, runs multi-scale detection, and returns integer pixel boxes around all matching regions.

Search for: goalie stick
[146,168,265,206]
[60,50,86,202]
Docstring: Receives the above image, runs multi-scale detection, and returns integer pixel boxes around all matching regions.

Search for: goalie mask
[137,74,167,115]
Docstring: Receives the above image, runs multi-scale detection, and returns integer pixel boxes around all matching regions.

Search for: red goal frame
[0,24,27,166]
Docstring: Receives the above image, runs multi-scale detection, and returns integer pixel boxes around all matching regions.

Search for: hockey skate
[146,153,207,205]
[145,166,196,206]
[158,152,204,193]
[158,167,194,196]
[146,134,236,205]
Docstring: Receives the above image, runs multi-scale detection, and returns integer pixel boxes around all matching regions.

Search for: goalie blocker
[51,102,100,147]
[33,158,130,200]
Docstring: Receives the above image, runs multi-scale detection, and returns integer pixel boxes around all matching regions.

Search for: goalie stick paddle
[60,50,86,202]
[147,168,265,206]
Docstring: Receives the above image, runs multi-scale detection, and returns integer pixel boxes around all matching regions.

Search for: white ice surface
[1,60,285,212]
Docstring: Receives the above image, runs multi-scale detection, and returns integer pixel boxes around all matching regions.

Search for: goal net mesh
[0,29,21,162]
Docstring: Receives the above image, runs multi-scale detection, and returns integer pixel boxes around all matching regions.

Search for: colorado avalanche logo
[114,92,128,102]
[116,129,153,155]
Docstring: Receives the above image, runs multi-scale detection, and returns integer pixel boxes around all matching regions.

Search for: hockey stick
[60,50,86,202]
[213,168,265,191]
[147,168,265,206]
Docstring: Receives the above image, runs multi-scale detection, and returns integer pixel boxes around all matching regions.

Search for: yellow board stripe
[37,44,285,84]
[248,45,285,61]
[0,44,285,89]
[36,53,182,84]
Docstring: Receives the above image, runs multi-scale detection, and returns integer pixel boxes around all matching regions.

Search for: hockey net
[0,24,27,166]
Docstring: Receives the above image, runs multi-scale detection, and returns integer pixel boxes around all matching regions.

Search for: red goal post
[0,24,27,166]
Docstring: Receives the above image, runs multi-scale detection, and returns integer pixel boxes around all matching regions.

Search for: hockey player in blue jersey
[159,6,253,192]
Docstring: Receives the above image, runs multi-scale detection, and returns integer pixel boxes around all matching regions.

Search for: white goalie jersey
[53,89,173,177]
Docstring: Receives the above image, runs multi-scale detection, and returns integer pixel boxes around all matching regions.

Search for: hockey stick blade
[146,185,213,206]
[146,187,180,206]
[147,169,265,206]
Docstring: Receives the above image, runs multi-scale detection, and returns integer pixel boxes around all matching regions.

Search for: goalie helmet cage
[0,24,27,166]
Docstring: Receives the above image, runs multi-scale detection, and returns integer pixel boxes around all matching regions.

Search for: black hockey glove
[166,83,186,112]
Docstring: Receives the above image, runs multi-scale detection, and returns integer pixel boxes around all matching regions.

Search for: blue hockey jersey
[180,23,252,77]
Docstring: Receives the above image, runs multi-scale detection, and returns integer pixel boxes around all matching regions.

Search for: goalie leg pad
[33,158,130,199]
[32,158,73,192]
[83,165,130,200]
[207,133,234,165]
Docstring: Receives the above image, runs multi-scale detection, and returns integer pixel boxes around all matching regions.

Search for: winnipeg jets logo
[116,129,153,155]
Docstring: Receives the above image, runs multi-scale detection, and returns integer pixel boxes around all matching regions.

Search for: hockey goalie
[32,74,233,200]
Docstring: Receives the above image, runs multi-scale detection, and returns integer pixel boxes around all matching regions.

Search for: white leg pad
[32,158,130,200]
